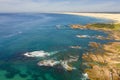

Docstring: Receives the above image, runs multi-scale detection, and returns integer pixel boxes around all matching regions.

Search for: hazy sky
[0,0,120,12]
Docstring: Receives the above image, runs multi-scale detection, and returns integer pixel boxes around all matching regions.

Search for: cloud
[0,0,119,12]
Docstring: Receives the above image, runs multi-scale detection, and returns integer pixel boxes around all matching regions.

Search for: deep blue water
[0,13,112,80]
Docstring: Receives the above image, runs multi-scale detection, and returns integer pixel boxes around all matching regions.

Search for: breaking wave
[24,50,58,58]
[76,35,90,38]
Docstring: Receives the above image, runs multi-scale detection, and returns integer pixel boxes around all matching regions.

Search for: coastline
[69,14,120,79]
[62,12,120,23]
[54,12,120,79]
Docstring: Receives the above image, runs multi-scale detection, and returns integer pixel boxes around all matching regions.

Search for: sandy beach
[63,12,120,23]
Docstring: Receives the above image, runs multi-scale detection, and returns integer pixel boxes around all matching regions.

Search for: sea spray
[81,73,89,80]
[24,50,58,58]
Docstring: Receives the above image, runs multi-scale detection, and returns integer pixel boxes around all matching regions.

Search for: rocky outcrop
[82,42,120,80]
[71,23,120,79]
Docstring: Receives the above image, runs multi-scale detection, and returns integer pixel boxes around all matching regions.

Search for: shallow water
[0,13,112,80]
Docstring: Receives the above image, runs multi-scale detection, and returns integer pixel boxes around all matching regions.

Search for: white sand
[63,12,120,23]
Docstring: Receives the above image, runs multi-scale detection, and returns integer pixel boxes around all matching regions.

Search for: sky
[0,0,120,12]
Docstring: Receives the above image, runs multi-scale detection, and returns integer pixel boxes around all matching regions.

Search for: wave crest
[24,50,57,58]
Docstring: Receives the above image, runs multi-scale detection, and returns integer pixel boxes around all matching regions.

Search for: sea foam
[24,50,58,58]
[76,35,90,38]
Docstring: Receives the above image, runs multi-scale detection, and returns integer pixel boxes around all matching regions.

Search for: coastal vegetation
[86,23,120,30]
[71,23,120,31]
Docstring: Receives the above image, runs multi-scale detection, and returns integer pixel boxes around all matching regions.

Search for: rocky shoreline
[71,23,120,80]
[71,23,120,41]
[83,42,120,80]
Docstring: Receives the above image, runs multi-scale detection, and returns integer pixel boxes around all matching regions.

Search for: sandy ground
[63,12,120,23]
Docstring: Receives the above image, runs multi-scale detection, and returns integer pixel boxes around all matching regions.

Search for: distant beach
[62,12,120,23]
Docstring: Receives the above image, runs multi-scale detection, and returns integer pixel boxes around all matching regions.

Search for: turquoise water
[0,13,112,80]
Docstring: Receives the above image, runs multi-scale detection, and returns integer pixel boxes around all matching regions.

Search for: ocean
[0,13,112,80]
